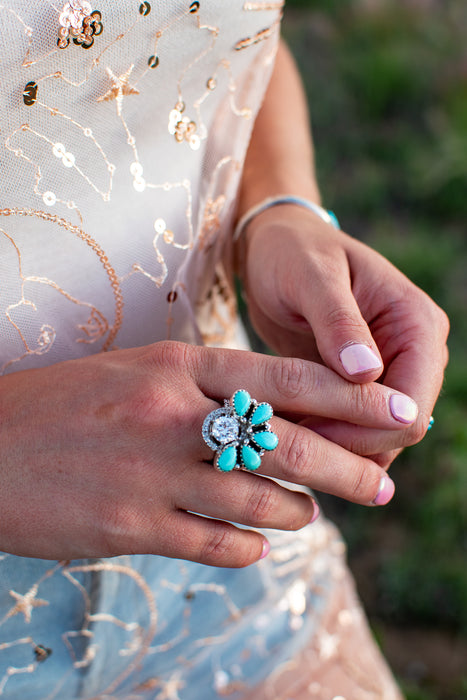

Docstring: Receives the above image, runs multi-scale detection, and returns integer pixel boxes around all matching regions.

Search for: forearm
[238,39,321,217]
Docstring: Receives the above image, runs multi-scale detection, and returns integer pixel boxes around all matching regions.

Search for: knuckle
[348,384,385,420]
[415,297,450,342]
[200,523,237,565]
[324,306,363,335]
[152,340,195,374]
[345,434,375,456]
[348,464,369,503]
[436,307,450,340]
[125,383,173,431]
[285,494,316,531]
[280,430,315,483]
[125,381,196,440]
[243,481,279,526]
[371,450,400,469]
[267,357,314,401]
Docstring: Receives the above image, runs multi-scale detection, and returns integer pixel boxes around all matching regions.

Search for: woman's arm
[238,40,320,214]
[236,38,449,465]
[0,343,414,563]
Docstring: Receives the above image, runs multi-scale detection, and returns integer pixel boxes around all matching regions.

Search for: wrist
[238,163,321,216]
[234,194,340,243]
[233,195,340,281]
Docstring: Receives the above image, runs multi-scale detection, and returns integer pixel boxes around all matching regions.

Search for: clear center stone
[212,416,239,444]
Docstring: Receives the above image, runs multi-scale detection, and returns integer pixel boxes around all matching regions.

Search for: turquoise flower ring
[202,390,278,473]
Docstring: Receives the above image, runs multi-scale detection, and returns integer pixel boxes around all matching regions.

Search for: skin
[0,342,417,566]
[0,40,448,569]
[237,41,449,468]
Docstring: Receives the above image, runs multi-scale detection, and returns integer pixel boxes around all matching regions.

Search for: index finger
[191,347,418,431]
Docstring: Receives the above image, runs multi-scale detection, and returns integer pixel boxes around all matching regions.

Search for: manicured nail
[339,343,382,375]
[389,394,418,424]
[260,538,270,559]
[372,476,395,506]
[309,501,320,524]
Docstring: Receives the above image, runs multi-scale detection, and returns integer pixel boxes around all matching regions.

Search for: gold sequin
[235,25,276,51]
[23,81,38,106]
[139,1,151,16]
[34,646,52,663]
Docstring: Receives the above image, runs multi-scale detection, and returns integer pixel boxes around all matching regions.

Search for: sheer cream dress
[0,2,403,698]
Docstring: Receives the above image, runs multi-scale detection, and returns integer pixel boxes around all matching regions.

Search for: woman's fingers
[175,463,317,531]
[300,414,433,459]
[243,210,385,383]
[195,413,393,510]
[258,417,393,506]
[291,233,385,383]
[190,346,418,431]
[158,510,269,568]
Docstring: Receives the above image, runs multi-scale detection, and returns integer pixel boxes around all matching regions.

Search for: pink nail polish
[339,344,382,375]
[372,476,395,506]
[260,539,270,559]
[309,501,320,524]
[389,394,418,424]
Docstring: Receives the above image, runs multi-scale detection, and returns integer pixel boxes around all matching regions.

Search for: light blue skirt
[0,522,344,699]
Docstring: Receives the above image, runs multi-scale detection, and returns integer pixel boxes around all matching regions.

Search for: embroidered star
[157,678,186,700]
[6,587,49,624]
[97,65,139,116]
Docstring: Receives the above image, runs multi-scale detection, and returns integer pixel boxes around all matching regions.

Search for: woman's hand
[0,342,417,566]
[240,204,449,465]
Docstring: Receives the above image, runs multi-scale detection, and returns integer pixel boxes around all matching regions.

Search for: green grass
[280,1,467,697]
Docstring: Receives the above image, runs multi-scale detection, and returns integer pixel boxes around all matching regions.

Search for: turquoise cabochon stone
[241,444,261,471]
[233,390,251,417]
[216,444,237,472]
[250,402,273,425]
[253,431,278,451]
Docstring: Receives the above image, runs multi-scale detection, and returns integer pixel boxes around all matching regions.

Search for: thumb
[299,268,383,383]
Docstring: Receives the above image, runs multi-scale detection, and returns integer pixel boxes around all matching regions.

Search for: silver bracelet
[233,194,340,242]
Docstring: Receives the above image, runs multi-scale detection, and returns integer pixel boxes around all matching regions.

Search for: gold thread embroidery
[5,122,114,206]
[0,227,109,373]
[64,561,158,696]
[0,209,123,352]
[234,23,279,51]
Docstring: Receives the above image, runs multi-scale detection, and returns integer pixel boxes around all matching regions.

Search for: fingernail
[339,343,382,375]
[372,476,395,506]
[389,394,418,424]
[309,501,320,524]
[260,538,270,559]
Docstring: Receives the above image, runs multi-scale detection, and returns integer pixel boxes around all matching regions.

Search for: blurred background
[279,1,467,698]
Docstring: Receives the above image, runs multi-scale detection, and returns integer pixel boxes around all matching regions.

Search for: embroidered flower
[57,2,103,49]
[168,107,201,151]
[59,1,92,30]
